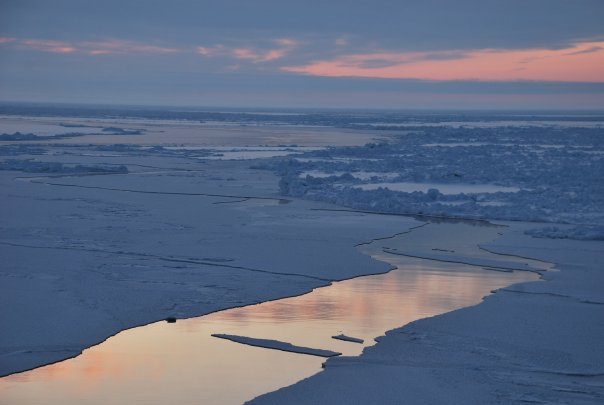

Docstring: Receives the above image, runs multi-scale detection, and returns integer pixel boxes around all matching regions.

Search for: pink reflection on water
[0,223,541,404]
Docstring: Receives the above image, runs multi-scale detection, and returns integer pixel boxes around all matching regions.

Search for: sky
[1,0,604,109]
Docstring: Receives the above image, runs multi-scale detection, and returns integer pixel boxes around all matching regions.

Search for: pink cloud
[196,45,222,56]
[232,48,259,60]
[83,39,179,55]
[335,37,349,46]
[21,39,76,53]
[231,47,287,63]
[274,38,299,47]
[13,38,180,55]
[0,37,16,44]
[89,50,113,56]
[263,49,287,62]
[565,45,603,56]
[196,46,211,55]
[282,41,604,82]
[198,38,300,63]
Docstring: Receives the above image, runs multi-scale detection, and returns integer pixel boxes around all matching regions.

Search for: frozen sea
[1,105,603,404]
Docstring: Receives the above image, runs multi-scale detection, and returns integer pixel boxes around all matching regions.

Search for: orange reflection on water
[0,223,540,404]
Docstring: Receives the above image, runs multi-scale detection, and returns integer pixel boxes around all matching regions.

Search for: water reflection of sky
[0,223,539,405]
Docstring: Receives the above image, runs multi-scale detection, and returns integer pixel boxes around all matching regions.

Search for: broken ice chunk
[212,334,341,357]
[332,334,364,344]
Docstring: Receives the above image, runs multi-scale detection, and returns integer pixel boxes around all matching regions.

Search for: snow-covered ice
[382,248,544,272]
[268,125,603,224]
[355,181,520,194]
[0,108,602,404]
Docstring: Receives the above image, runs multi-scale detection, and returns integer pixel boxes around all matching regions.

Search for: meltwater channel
[0,221,545,404]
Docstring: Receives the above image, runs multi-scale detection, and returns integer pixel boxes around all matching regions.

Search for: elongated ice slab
[211,334,342,357]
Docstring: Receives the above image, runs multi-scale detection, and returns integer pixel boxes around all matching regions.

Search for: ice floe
[211,334,341,357]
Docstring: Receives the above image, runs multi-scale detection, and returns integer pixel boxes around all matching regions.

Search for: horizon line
[1,100,604,114]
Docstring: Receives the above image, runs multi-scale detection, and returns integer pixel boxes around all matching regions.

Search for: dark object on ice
[165,317,177,323]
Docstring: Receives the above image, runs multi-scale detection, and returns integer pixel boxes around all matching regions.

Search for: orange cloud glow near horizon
[282,41,604,82]
[4,35,603,84]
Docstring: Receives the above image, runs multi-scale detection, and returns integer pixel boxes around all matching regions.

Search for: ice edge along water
[249,225,604,405]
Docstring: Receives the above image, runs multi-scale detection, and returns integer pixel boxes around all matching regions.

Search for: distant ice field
[0,115,388,147]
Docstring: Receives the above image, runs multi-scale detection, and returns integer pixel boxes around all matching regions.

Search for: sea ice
[211,334,341,357]
[1,109,602,404]
[331,334,364,344]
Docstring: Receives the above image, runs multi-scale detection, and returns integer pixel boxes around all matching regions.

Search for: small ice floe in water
[211,334,341,357]
[331,334,364,344]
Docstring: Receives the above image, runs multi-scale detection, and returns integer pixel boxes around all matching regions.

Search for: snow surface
[1,109,603,404]
[525,225,604,241]
[212,334,341,357]
[264,125,603,225]
[356,181,520,194]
